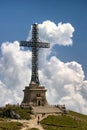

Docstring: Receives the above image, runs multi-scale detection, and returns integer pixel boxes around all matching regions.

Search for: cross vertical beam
[31,24,39,85]
[20,24,50,85]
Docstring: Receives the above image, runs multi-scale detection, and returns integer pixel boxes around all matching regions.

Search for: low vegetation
[40,111,87,130]
[0,104,31,120]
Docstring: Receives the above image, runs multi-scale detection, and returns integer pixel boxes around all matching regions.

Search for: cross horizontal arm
[20,41,33,47]
[20,41,50,48]
[37,42,50,48]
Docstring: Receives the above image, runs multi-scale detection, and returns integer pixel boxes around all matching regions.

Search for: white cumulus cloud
[40,56,87,114]
[27,20,74,48]
[0,41,31,105]
[39,21,74,47]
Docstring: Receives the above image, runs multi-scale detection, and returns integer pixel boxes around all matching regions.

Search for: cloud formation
[38,21,74,48]
[27,20,74,48]
[0,41,31,105]
[41,56,87,114]
[0,20,87,114]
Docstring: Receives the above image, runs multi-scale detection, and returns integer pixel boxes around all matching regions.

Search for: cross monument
[20,24,50,106]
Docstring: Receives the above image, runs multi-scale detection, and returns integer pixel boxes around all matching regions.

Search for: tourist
[37,116,40,124]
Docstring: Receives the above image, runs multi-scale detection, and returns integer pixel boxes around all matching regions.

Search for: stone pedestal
[21,82,48,107]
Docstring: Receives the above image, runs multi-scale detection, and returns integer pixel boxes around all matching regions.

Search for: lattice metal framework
[20,24,50,85]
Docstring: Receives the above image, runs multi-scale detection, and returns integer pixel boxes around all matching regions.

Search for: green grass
[40,111,87,130]
[0,120,22,130]
[0,118,5,121]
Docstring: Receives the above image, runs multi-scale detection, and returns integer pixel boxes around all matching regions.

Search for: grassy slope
[0,105,87,130]
[0,118,22,130]
[40,111,87,130]
[0,105,31,130]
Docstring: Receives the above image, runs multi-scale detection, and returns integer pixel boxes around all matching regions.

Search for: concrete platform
[32,105,63,114]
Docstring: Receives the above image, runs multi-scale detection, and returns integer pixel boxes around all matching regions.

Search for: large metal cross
[20,24,50,85]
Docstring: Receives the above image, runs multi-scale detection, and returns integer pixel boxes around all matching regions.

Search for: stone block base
[21,83,48,107]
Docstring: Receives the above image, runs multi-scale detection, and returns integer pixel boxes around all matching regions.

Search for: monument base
[21,82,48,107]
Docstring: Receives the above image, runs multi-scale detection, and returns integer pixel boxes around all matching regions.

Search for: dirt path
[12,114,46,130]
[10,113,60,130]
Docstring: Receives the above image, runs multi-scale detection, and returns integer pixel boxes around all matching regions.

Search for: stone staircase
[32,105,63,114]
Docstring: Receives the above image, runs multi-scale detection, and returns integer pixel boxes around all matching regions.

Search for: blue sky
[0,0,87,78]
